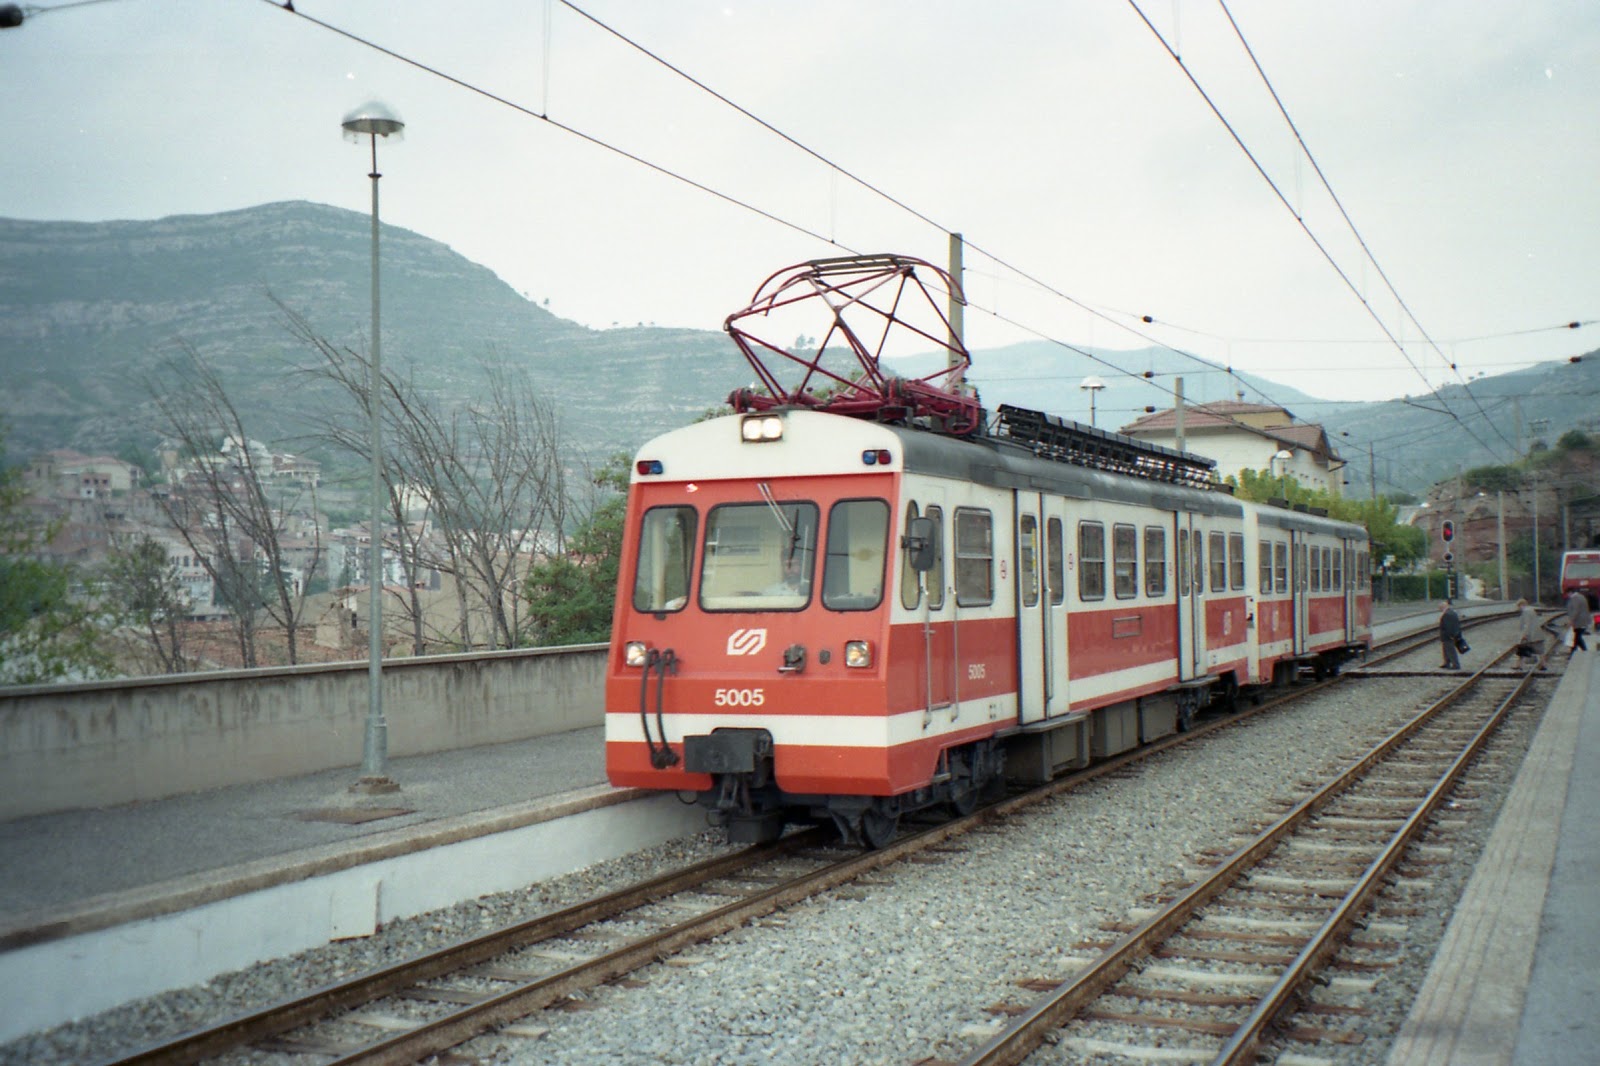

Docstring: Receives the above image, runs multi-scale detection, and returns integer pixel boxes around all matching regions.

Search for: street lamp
[343,100,404,795]
[1271,449,1293,500]
[1080,376,1106,428]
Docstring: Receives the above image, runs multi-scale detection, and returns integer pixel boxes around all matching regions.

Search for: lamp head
[342,101,405,141]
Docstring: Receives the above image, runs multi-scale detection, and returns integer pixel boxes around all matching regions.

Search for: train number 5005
[713,688,766,707]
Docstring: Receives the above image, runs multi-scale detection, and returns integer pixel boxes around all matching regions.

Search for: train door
[1016,493,1070,725]
[1176,511,1205,681]
[1341,541,1353,643]
[921,492,955,717]
[1292,534,1310,655]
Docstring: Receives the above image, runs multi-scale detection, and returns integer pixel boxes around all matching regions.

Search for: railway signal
[1441,520,1455,543]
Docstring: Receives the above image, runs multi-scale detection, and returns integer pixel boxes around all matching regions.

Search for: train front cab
[605,413,1009,844]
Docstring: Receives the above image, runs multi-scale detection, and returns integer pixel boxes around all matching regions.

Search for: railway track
[99,621,1527,1066]
[947,642,1542,1065]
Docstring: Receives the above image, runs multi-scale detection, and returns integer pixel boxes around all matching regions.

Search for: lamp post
[1271,449,1293,500]
[343,101,404,795]
[1080,376,1106,428]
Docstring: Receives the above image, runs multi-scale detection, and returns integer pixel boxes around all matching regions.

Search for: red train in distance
[604,256,1371,845]
[1559,550,1600,613]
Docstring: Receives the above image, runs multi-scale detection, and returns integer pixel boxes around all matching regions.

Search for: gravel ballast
[0,621,1557,1066]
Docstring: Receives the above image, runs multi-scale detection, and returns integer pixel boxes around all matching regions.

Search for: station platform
[0,600,1588,1063]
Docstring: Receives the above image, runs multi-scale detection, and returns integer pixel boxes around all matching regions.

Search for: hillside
[1,201,1594,493]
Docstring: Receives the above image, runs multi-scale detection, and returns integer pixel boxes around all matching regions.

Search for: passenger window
[823,499,889,611]
[1334,546,1344,591]
[1259,539,1272,594]
[900,502,921,611]
[1047,517,1065,606]
[1275,542,1288,593]
[1193,533,1205,597]
[954,508,993,607]
[1311,546,1322,592]
[1228,533,1245,590]
[1209,532,1227,593]
[632,505,697,613]
[1145,526,1167,597]
[1020,515,1040,608]
[1079,522,1106,601]
[1177,528,1190,596]
[926,506,946,610]
[1113,523,1138,599]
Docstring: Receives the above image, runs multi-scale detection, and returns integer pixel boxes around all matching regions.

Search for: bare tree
[146,346,322,666]
[283,304,570,652]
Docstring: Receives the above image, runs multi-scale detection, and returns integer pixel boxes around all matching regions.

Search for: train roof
[634,409,1368,540]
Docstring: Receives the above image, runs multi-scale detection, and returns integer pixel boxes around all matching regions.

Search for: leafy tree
[0,427,113,684]
[523,456,628,646]
[101,535,189,674]
[1224,468,1425,569]
[1557,429,1595,452]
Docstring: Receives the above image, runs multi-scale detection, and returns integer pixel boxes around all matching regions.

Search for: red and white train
[604,256,1371,845]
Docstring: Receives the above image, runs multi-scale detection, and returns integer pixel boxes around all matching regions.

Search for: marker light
[861,449,892,466]
[636,459,664,476]
[624,641,649,667]
[740,414,784,442]
[845,640,873,668]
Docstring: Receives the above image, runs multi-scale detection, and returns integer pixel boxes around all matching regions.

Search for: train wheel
[1176,693,1199,732]
[947,752,979,816]
[860,803,900,850]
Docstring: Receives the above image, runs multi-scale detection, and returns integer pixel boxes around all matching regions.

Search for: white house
[1118,401,1346,496]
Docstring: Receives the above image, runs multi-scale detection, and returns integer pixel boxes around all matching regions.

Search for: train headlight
[741,414,784,442]
[844,640,873,668]
[624,641,649,668]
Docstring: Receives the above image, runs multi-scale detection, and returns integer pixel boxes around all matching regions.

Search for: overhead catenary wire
[266,0,1508,489]
[1213,0,1520,459]
[1122,0,1512,465]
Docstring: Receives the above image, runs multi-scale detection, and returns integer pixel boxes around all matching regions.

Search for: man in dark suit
[1439,600,1463,670]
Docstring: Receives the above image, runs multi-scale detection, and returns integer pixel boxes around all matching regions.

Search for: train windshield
[700,501,820,611]
[1565,560,1600,579]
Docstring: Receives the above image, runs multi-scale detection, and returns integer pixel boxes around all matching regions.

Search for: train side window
[823,499,889,611]
[1047,517,1065,606]
[1209,532,1227,593]
[1296,543,1307,591]
[900,502,921,611]
[1323,547,1333,591]
[926,506,946,610]
[1334,546,1344,591]
[1177,528,1190,595]
[1311,546,1322,592]
[1078,521,1106,601]
[632,505,697,613]
[1020,514,1040,608]
[1258,539,1272,594]
[1145,526,1167,597]
[1113,523,1138,599]
[1193,531,1205,597]
[1228,533,1245,590]
[1274,542,1288,593]
[954,508,993,607]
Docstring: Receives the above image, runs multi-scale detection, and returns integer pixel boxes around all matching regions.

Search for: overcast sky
[6,0,1597,414]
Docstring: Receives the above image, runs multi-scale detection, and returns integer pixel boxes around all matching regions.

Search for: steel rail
[104,622,1490,1066]
[958,647,1524,1066]
[1213,652,1536,1063]
[103,831,827,1066]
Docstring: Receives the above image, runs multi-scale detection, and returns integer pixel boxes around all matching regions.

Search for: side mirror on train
[902,516,936,572]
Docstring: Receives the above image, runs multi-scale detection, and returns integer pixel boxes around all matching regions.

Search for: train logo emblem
[726,628,768,656]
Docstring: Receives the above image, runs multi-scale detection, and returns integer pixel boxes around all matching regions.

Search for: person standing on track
[1439,600,1464,671]
[1565,589,1591,657]
[1515,598,1542,669]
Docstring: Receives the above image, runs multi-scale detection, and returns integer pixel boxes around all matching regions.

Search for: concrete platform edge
[1384,654,1590,1066]
[0,783,651,953]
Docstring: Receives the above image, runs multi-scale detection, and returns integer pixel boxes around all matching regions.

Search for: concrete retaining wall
[0,645,607,821]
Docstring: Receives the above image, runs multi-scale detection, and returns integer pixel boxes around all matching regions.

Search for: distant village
[18,436,548,670]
